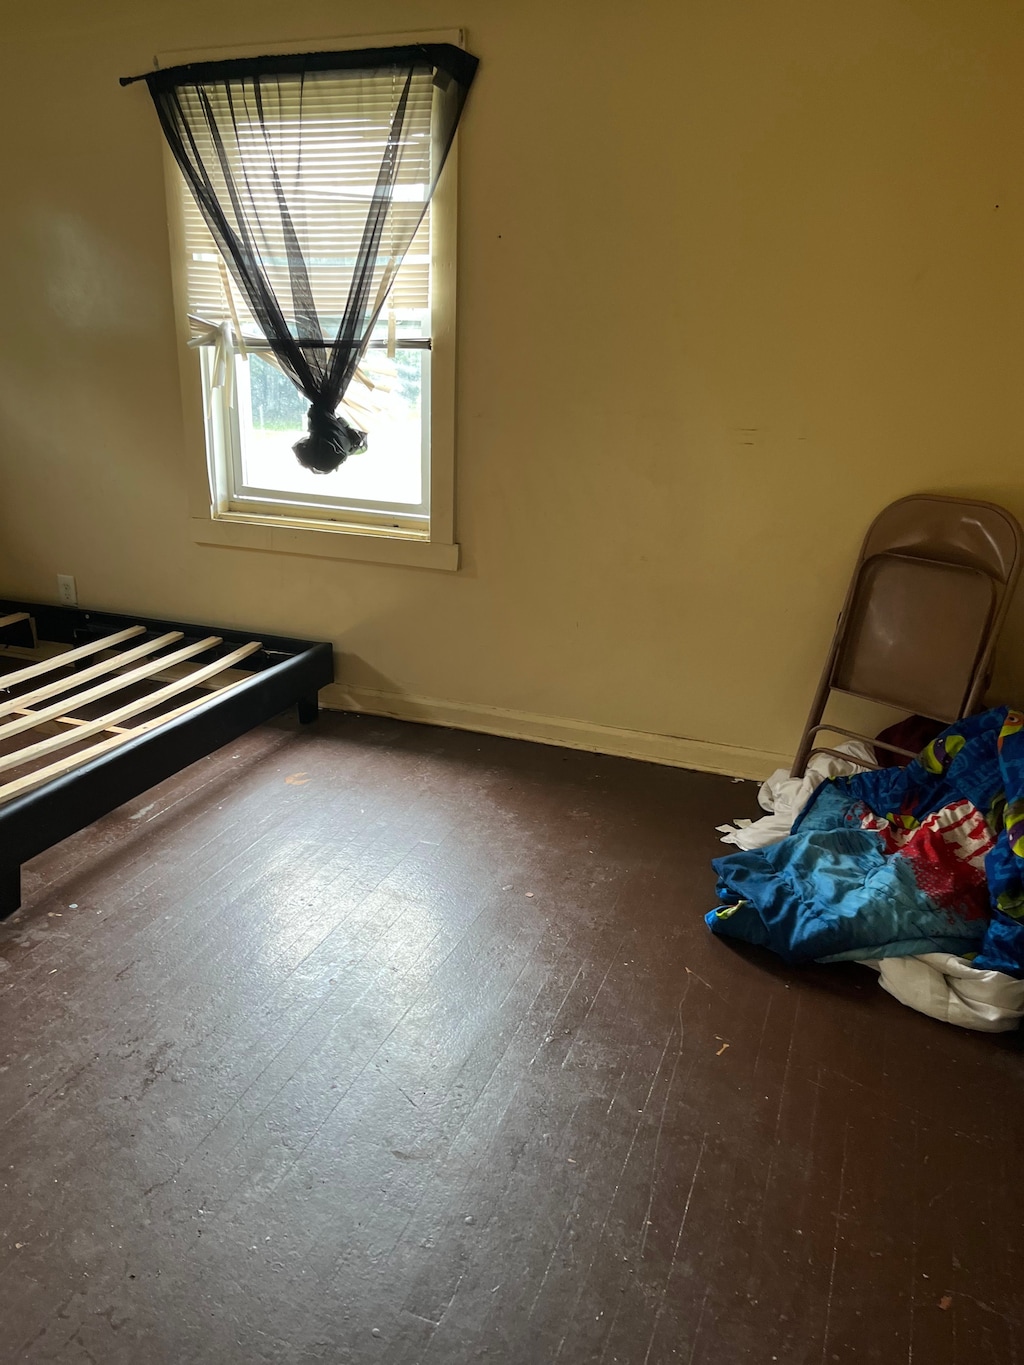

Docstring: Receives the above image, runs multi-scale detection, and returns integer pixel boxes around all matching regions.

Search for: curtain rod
[119,42,476,88]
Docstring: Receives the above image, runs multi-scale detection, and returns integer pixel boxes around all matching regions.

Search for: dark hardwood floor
[1,712,1021,1364]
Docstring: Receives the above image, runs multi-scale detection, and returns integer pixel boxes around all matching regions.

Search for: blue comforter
[707,708,1024,976]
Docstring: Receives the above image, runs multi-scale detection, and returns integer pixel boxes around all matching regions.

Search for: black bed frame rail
[0,600,334,918]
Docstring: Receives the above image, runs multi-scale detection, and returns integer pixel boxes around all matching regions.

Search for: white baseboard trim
[320,683,790,780]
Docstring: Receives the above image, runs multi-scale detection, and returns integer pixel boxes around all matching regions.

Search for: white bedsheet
[717,741,876,850]
[862,953,1024,1033]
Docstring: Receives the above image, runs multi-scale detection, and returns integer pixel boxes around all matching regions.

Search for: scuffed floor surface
[1,712,1022,1364]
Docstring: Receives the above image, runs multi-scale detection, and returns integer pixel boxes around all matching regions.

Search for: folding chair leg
[792,671,834,778]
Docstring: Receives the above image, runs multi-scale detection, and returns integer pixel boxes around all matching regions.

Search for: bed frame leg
[297,695,319,725]
[0,866,21,920]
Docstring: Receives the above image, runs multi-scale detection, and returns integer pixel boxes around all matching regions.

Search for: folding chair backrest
[860,496,1020,583]
[791,495,1023,777]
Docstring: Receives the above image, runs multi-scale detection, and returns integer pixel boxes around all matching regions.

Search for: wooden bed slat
[0,631,183,719]
[0,641,261,778]
[0,671,256,806]
[0,636,225,744]
[0,626,146,688]
[9,710,133,735]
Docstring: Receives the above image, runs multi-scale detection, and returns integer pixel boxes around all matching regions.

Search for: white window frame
[205,341,432,531]
[164,29,462,572]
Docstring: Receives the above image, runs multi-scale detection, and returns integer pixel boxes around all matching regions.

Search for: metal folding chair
[791,494,1023,778]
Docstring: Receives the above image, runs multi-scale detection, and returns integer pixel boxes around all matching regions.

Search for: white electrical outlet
[57,574,78,607]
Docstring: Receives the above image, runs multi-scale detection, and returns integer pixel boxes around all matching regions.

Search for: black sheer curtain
[125,45,477,472]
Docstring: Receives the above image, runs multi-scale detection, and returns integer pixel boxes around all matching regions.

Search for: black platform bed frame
[0,600,333,919]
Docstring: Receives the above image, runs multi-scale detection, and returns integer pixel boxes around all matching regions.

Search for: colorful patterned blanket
[707,707,1024,976]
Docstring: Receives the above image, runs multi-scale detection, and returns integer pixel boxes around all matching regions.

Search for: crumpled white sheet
[717,740,876,850]
[863,954,1024,1033]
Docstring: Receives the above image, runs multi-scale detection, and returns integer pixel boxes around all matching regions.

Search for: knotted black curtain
[124,45,477,472]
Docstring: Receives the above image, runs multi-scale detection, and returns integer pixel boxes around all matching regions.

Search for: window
[166,35,464,570]
[188,187,434,533]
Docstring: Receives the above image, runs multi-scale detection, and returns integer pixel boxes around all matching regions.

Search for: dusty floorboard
[0,712,1021,1364]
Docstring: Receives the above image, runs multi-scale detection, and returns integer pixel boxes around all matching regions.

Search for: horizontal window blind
[178,68,432,340]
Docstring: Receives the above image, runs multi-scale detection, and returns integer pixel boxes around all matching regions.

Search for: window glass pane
[237,312,427,509]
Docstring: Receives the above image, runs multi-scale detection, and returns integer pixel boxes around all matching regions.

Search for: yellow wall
[2,0,1023,776]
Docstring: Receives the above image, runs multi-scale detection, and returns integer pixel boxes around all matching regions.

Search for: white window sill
[189,513,460,570]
